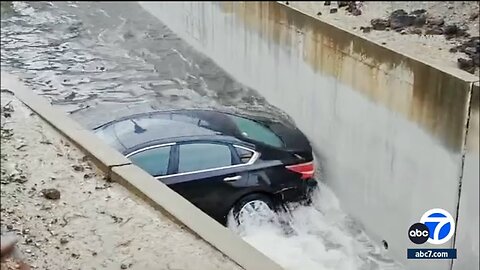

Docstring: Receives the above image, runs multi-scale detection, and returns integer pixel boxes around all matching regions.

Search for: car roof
[93,109,252,151]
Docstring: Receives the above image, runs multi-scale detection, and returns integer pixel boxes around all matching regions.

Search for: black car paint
[93,109,317,224]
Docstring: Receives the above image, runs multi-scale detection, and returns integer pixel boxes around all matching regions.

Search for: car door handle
[223,175,242,182]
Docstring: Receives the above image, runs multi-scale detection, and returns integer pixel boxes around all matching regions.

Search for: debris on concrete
[59,238,69,245]
[284,1,480,75]
[371,18,389,30]
[71,164,84,172]
[450,36,480,73]
[41,188,61,200]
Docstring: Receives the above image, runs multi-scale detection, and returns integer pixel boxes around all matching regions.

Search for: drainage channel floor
[1,2,403,270]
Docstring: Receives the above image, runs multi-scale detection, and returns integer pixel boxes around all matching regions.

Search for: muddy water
[1,2,402,270]
[1,1,290,128]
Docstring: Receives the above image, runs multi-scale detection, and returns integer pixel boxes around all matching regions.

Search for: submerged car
[93,109,317,225]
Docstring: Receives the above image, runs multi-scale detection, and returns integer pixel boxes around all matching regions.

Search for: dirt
[281,1,480,76]
[0,91,241,270]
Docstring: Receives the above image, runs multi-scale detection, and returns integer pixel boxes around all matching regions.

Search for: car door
[160,141,250,220]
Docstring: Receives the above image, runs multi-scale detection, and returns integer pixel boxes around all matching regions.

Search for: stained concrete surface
[138,2,479,270]
[283,1,480,76]
[452,82,480,270]
[0,91,242,270]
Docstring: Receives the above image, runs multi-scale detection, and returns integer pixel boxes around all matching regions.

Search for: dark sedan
[93,109,317,225]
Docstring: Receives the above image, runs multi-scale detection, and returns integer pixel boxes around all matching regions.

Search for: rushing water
[1,2,403,270]
[1,1,291,128]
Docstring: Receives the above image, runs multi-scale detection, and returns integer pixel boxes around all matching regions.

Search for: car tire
[231,193,275,226]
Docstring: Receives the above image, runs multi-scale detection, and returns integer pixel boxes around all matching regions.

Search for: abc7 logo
[409,208,455,245]
[409,223,430,244]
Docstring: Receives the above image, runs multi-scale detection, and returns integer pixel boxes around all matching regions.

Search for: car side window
[128,146,171,176]
[178,143,232,173]
[235,146,255,164]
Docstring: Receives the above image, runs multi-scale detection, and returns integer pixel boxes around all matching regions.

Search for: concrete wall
[138,2,479,269]
[453,82,479,270]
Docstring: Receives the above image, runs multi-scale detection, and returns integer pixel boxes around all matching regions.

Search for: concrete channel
[1,1,478,270]
[138,2,479,270]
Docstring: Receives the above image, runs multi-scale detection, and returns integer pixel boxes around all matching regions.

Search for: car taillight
[286,161,314,180]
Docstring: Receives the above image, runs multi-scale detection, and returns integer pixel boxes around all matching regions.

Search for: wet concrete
[0,91,242,270]
[452,82,480,270]
[137,2,479,270]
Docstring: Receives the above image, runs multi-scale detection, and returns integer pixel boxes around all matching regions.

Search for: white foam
[228,182,403,270]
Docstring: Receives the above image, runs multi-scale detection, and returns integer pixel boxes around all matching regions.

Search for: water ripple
[1,1,291,128]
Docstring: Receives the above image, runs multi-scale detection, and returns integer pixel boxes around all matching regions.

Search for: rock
[350,9,361,16]
[413,14,427,27]
[60,238,69,245]
[360,26,372,33]
[410,9,426,16]
[25,238,33,244]
[389,9,415,30]
[6,224,13,230]
[425,27,444,35]
[458,58,476,74]
[443,24,469,39]
[330,8,338,14]
[345,2,362,16]
[324,1,331,6]
[338,1,349,8]
[15,175,28,183]
[72,164,84,172]
[451,37,480,72]
[317,11,322,16]
[464,46,478,57]
[41,188,61,200]
[371,18,390,30]
[120,264,128,269]
[391,9,407,17]
[427,16,445,27]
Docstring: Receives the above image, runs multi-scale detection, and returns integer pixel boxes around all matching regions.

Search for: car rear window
[178,143,232,173]
[229,115,284,148]
[129,146,171,176]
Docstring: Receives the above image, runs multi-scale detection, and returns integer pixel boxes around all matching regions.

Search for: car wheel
[231,193,275,226]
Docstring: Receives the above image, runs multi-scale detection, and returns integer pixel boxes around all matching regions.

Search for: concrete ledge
[1,72,284,270]
[276,2,479,83]
[1,72,132,173]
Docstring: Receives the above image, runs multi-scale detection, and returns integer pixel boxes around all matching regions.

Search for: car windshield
[229,115,284,148]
